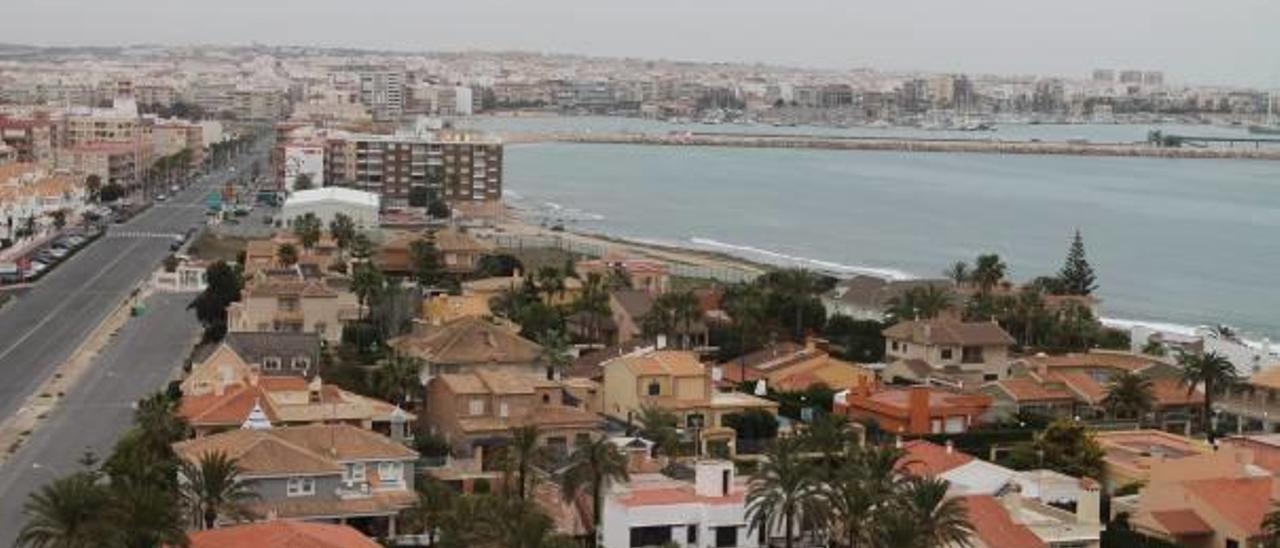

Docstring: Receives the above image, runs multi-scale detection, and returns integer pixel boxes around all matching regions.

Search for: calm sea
[461,117,1280,341]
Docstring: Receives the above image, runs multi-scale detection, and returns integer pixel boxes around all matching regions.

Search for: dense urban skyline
[7,0,1280,87]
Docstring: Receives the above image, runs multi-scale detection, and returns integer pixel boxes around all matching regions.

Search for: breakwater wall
[502,131,1280,160]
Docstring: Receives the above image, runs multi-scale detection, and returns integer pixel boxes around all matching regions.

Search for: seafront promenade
[504,130,1280,160]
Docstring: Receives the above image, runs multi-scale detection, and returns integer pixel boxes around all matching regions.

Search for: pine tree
[1058,230,1097,296]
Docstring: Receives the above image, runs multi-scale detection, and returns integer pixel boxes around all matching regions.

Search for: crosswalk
[105,231,184,240]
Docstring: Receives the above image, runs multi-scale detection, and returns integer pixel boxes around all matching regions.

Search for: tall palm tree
[292,213,322,251]
[886,286,953,322]
[771,268,822,340]
[277,243,299,266]
[574,273,611,344]
[537,330,572,381]
[893,476,974,548]
[535,267,566,301]
[406,477,455,547]
[669,290,702,349]
[328,213,357,259]
[745,436,827,548]
[1102,372,1155,426]
[1179,351,1239,443]
[375,352,424,407]
[16,472,112,548]
[507,424,546,500]
[561,437,629,548]
[132,391,190,456]
[484,496,578,548]
[823,444,907,548]
[111,475,189,548]
[179,451,258,530]
[636,404,681,457]
[971,254,1007,295]
[943,261,970,286]
[350,262,385,321]
[725,283,769,382]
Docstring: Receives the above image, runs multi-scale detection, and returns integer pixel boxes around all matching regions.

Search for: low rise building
[835,383,993,435]
[281,187,380,230]
[1095,430,1211,493]
[424,370,601,458]
[720,339,875,392]
[182,332,322,395]
[601,349,778,457]
[172,424,417,534]
[601,460,761,548]
[389,316,546,381]
[187,521,380,548]
[881,319,1016,386]
[576,257,670,295]
[226,268,362,343]
[820,275,956,321]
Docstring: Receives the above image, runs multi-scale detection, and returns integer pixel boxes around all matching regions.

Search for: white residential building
[602,460,762,548]
[280,187,379,230]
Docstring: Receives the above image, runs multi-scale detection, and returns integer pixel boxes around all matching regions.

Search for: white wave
[1099,317,1202,338]
[688,237,914,280]
[543,201,564,211]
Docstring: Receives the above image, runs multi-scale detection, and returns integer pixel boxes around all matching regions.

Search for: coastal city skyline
[6,0,1280,87]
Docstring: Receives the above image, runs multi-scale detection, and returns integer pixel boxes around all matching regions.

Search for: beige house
[881,319,1016,386]
[226,269,361,343]
[601,349,778,457]
[424,370,602,457]
[181,332,322,396]
[389,316,546,382]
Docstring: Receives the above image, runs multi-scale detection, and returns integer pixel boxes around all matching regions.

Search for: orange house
[835,383,992,435]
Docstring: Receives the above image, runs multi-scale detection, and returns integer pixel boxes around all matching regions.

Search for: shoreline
[494,204,1276,346]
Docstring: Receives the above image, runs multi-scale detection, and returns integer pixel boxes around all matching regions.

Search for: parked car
[46,247,68,259]
[156,194,168,202]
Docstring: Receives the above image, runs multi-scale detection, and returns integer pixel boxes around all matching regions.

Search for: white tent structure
[281,187,380,230]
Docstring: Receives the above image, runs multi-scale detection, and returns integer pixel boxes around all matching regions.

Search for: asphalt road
[0,146,266,425]
[0,292,200,542]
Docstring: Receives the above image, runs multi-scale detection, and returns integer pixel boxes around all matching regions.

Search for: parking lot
[0,226,104,285]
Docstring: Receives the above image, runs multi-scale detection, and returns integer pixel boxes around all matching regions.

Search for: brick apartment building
[324,133,502,209]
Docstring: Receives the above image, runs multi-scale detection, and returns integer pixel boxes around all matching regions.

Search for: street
[0,145,266,427]
[0,292,200,542]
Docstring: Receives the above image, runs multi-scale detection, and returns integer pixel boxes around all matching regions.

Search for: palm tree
[484,495,577,548]
[823,444,907,548]
[535,266,566,301]
[745,436,827,548]
[277,243,299,266]
[889,477,974,548]
[725,283,769,381]
[507,424,546,500]
[1260,502,1280,548]
[406,477,455,547]
[292,213,322,251]
[574,273,611,344]
[771,268,823,340]
[971,254,1007,295]
[561,437,629,548]
[1102,372,1155,426]
[886,286,952,322]
[179,451,258,530]
[111,474,189,548]
[16,472,112,548]
[943,261,970,286]
[350,262,385,321]
[375,352,424,407]
[668,290,701,349]
[1179,351,1239,443]
[328,213,357,259]
[537,330,572,381]
[636,404,681,457]
[1141,340,1167,357]
[133,391,189,452]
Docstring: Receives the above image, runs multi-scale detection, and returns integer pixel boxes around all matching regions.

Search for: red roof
[993,376,1076,402]
[1182,476,1273,537]
[961,495,1047,548]
[897,439,974,476]
[187,521,380,548]
[1150,509,1213,536]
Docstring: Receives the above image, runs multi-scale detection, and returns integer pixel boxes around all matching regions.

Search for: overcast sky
[7,0,1280,87]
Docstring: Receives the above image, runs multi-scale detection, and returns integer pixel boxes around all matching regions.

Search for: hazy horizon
[7,0,1280,87]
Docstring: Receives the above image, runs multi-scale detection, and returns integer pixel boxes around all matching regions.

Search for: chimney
[1076,478,1101,525]
[908,385,931,434]
[656,334,667,350]
[694,460,733,498]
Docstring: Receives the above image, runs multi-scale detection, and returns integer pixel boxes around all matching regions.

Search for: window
[891,340,899,352]
[983,373,998,382]
[286,476,315,497]
[715,525,738,547]
[630,526,672,547]
[930,418,943,434]
[499,401,509,418]
[542,393,551,404]
[292,357,310,371]
[1225,540,1239,548]
[575,432,592,447]
[941,348,953,360]
[546,366,555,381]
[647,380,661,396]
[378,461,403,484]
[469,398,484,416]
[961,346,984,364]
[686,414,705,429]
[344,462,366,483]
[687,525,699,544]
[263,357,281,371]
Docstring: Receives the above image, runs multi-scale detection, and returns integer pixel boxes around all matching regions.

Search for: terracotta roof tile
[961,495,1047,548]
[1181,476,1273,536]
[992,376,1076,402]
[1149,509,1213,536]
[390,316,542,365]
[188,521,380,548]
[898,440,975,476]
[883,319,1015,346]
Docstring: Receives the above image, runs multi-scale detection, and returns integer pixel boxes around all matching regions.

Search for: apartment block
[325,133,502,208]
[358,70,405,121]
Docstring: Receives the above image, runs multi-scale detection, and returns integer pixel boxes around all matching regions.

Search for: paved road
[0,292,200,541]
[0,146,266,425]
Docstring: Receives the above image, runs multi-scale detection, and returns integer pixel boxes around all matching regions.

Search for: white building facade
[601,461,763,548]
[281,187,379,230]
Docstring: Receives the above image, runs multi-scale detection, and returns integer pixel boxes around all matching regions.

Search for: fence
[490,233,760,284]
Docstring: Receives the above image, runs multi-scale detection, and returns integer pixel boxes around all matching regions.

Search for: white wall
[283,146,325,192]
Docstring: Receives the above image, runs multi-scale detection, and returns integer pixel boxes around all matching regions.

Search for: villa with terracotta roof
[601,349,778,457]
[226,267,361,343]
[187,521,380,548]
[182,332,322,396]
[835,383,993,435]
[172,424,418,536]
[717,339,876,393]
[179,373,413,440]
[1113,436,1279,547]
[389,315,547,382]
[423,370,602,458]
[881,319,1016,387]
[1094,430,1212,493]
[575,256,670,295]
[1215,366,1280,436]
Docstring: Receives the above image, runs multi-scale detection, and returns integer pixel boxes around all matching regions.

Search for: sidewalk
[0,231,57,264]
